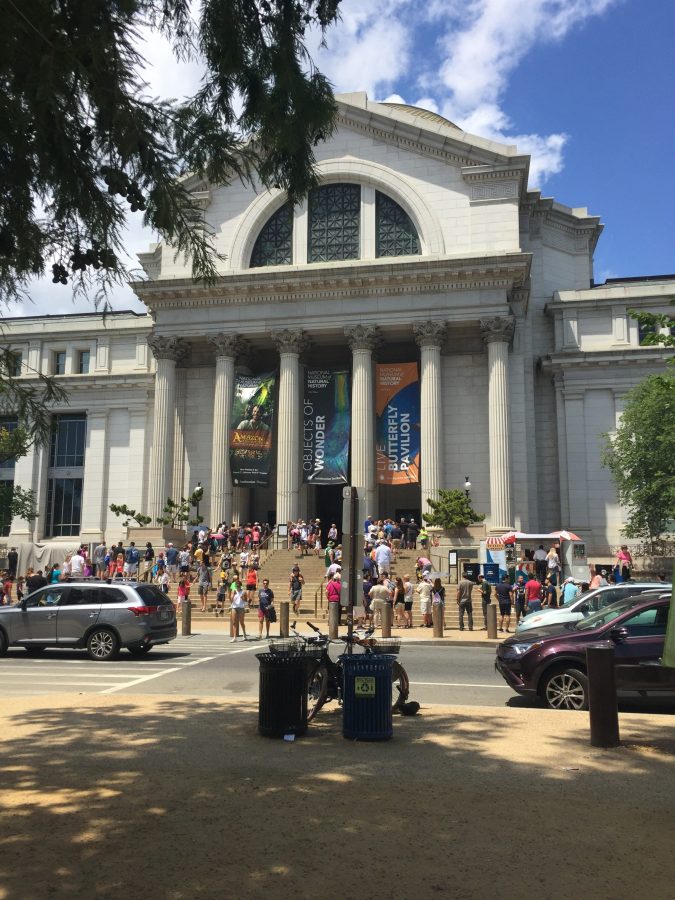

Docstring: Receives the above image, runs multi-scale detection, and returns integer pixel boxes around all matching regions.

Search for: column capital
[413,320,448,350]
[147,334,188,362]
[480,316,515,346]
[345,324,380,352]
[273,329,307,355]
[208,333,245,360]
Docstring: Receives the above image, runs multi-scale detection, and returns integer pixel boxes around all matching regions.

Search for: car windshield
[562,588,590,608]
[572,596,641,631]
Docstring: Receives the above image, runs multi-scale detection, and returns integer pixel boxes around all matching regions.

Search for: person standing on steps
[494,575,513,633]
[456,573,474,631]
[289,565,305,615]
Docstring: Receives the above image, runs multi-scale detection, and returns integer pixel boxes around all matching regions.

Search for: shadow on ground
[0,696,673,899]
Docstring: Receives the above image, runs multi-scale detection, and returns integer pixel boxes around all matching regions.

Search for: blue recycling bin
[340,653,395,741]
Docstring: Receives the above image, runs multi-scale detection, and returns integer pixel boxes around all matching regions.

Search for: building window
[5,351,22,377]
[0,479,13,537]
[46,477,83,537]
[54,351,66,375]
[49,414,86,468]
[308,183,360,263]
[0,417,18,471]
[638,321,657,345]
[78,350,90,374]
[250,202,293,267]
[376,192,420,257]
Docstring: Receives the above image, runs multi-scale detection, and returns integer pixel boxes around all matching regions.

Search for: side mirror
[610,626,629,643]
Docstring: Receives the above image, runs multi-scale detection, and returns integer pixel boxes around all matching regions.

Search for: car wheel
[0,630,7,657]
[127,643,152,656]
[86,628,119,661]
[542,667,588,711]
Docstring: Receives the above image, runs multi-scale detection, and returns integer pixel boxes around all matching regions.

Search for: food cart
[480,530,588,582]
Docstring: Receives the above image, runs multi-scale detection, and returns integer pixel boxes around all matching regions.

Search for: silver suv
[0,581,177,660]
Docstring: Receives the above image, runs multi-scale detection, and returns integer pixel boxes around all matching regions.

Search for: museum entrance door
[314,484,344,544]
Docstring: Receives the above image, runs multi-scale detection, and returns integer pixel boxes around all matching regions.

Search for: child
[159,570,170,594]
[215,573,227,616]
[16,576,25,605]
[176,577,190,611]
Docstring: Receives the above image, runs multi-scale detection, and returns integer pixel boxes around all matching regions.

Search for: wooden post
[587,644,620,748]
[181,600,191,636]
[328,601,339,639]
[487,603,498,639]
[381,603,393,638]
[432,602,444,637]
[279,601,290,638]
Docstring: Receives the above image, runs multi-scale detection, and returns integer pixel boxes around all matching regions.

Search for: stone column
[79,411,108,543]
[208,334,240,527]
[274,330,305,526]
[345,325,379,516]
[414,320,447,520]
[481,317,515,531]
[147,335,187,522]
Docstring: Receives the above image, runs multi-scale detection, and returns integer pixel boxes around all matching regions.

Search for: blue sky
[16,0,675,316]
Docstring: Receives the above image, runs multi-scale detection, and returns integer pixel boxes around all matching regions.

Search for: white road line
[101,654,215,693]
[409,681,510,688]
[0,679,138,687]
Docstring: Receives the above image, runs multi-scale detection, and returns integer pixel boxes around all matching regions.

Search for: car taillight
[129,605,159,616]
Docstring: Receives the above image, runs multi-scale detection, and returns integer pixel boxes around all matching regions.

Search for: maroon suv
[495,592,675,710]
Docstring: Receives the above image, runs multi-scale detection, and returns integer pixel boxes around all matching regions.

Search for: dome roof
[380,103,458,130]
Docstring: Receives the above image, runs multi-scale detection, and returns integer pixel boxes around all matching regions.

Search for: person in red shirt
[525,577,543,613]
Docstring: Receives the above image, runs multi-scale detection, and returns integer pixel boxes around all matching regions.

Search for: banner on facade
[229,372,276,487]
[302,369,350,484]
[375,362,420,485]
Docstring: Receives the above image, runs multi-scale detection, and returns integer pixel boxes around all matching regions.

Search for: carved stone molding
[273,329,307,355]
[209,333,244,360]
[147,334,188,362]
[344,324,381,353]
[413,320,448,349]
[480,316,515,346]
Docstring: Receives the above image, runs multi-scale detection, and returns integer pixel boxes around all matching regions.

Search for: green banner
[229,372,276,487]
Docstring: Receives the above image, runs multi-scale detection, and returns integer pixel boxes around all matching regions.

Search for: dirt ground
[0,694,673,900]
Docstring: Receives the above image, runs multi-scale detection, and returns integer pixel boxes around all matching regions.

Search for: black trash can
[340,653,396,741]
[256,652,308,738]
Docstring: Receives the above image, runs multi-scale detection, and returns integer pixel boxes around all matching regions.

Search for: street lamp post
[194,481,203,523]
[464,476,472,499]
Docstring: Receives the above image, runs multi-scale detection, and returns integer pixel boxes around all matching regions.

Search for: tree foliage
[109,503,152,527]
[629,299,675,351]
[156,491,202,528]
[0,0,341,304]
[423,489,486,530]
[0,484,37,532]
[602,373,675,546]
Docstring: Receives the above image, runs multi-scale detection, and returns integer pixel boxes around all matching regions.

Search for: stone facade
[4,93,673,553]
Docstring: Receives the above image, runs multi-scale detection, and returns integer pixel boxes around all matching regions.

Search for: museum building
[3,93,673,554]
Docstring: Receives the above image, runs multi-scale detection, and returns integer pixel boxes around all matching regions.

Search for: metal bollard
[279,601,290,638]
[328,601,339,638]
[181,600,191,636]
[587,643,620,748]
[487,603,498,639]
[381,603,393,638]
[432,602,444,637]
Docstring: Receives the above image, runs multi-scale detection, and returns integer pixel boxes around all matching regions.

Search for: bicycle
[288,620,410,722]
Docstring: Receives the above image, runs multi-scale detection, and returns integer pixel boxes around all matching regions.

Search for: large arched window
[376,191,420,257]
[248,183,422,268]
[308,183,360,263]
[250,201,293,267]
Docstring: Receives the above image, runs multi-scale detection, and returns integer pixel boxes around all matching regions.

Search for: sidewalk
[0,693,673,899]
[190,617,502,646]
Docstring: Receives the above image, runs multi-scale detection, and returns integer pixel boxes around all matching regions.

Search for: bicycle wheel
[391,660,409,709]
[307,664,329,721]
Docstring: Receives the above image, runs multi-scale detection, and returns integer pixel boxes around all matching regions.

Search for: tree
[602,373,675,548]
[423,489,486,530]
[156,492,202,528]
[629,299,675,350]
[0,0,341,304]
[109,504,152,528]
[0,484,37,534]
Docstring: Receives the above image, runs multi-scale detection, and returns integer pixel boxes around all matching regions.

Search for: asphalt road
[2,636,673,713]
[0,635,513,707]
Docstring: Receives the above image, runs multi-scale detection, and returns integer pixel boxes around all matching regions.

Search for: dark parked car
[0,580,176,660]
[495,592,675,710]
